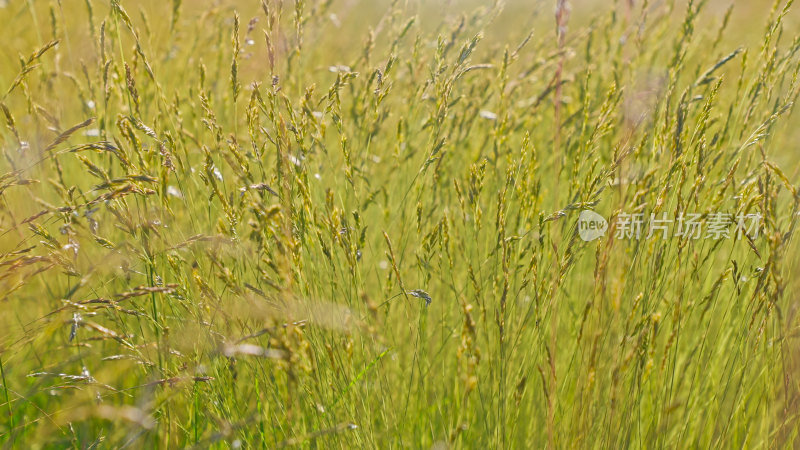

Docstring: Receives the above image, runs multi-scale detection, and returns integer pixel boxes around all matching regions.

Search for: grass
[1,0,800,447]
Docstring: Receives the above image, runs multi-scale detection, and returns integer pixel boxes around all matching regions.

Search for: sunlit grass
[1,0,800,447]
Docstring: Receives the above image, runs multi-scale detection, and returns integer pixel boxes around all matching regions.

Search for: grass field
[2,0,800,447]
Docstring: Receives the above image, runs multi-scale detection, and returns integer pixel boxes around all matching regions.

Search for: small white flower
[166,185,183,198]
[479,110,497,120]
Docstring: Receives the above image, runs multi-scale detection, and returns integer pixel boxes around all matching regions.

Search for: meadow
[1,0,800,447]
